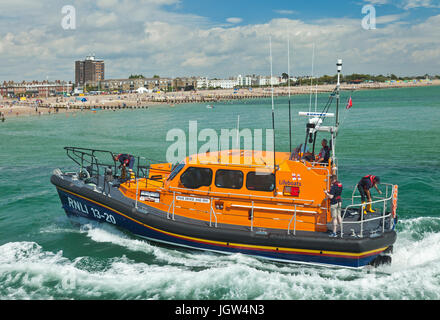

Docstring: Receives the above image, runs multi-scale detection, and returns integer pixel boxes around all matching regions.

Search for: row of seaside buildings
[0,80,74,98]
[0,76,291,98]
[0,55,294,97]
[74,55,292,92]
[85,75,290,92]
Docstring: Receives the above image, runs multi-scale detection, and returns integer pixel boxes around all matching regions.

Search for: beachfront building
[196,75,284,90]
[210,79,238,89]
[257,76,281,86]
[86,77,172,93]
[0,81,73,97]
[197,77,238,89]
[75,55,105,86]
[237,75,253,87]
[172,77,198,91]
[196,77,209,89]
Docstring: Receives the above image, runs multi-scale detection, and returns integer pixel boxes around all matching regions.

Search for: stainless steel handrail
[340,183,395,238]
[166,191,176,220]
[350,182,393,205]
[287,205,297,235]
[209,197,218,228]
[230,203,317,214]
[340,212,393,238]
[168,186,315,204]
[250,201,254,231]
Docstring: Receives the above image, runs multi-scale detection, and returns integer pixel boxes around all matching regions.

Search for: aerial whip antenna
[270,36,276,179]
[336,59,342,128]
[309,43,315,113]
[287,35,292,154]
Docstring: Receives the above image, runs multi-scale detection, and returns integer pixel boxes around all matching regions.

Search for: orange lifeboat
[51,60,397,268]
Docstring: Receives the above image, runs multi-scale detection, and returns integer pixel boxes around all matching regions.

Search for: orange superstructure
[118,149,332,233]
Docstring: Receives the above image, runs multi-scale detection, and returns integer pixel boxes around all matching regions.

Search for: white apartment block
[197,75,284,90]
[258,76,281,86]
[237,75,252,87]
[197,77,238,89]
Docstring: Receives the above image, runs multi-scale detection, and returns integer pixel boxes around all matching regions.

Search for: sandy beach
[1,79,438,120]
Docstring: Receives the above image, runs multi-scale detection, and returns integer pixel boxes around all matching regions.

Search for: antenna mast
[270,37,276,178]
[287,36,292,154]
[309,43,315,113]
[336,59,342,128]
[236,115,240,149]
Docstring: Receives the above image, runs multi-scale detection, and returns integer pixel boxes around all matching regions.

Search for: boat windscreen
[167,162,185,181]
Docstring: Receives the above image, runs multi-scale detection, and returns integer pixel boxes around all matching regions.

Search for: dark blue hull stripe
[56,188,384,268]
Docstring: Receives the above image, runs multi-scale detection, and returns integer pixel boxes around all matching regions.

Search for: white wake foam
[2,217,440,299]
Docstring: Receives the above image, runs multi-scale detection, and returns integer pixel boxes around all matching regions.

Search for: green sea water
[1,85,440,299]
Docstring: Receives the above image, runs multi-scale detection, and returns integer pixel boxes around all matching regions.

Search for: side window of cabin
[215,169,243,189]
[179,167,213,189]
[246,172,275,192]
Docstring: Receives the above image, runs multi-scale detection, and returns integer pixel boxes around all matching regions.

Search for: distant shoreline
[1,80,439,120]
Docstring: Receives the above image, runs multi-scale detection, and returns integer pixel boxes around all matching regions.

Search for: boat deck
[61,173,393,240]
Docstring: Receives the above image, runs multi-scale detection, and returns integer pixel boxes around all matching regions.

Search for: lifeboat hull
[51,174,396,269]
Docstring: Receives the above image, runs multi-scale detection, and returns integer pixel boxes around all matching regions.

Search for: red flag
[346,96,353,109]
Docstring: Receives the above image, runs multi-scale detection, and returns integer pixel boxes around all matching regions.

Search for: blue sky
[174,1,369,23]
[0,0,439,81]
[170,0,439,25]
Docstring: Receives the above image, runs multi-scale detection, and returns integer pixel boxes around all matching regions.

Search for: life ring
[391,185,398,218]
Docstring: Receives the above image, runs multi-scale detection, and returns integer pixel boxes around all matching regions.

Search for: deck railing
[163,188,321,236]
[65,147,151,180]
[63,147,397,239]
[339,183,396,238]
[64,146,170,191]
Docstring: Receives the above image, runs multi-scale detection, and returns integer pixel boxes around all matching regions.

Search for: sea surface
[1,85,439,300]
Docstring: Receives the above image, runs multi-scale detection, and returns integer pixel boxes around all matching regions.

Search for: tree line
[283,73,439,85]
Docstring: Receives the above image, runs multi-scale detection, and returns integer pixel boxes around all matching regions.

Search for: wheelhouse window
[215,169,243,189]
[179,167,213,189]
[167,162,185,181]
[246,172,275,192]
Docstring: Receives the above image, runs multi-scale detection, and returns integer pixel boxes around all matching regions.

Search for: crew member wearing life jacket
[316,139,330,164]
[324,175,343,237]
[114,153,135,179]
[357,175,382,217]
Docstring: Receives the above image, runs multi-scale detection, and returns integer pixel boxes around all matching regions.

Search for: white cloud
[363,0,390,4]
[403,0,440,9]
[96,0,120,8]
[0,1,440,81]
[273,9,297,15]
[87,12,118,27]
[226,17,243,24]
[375,13,408,24]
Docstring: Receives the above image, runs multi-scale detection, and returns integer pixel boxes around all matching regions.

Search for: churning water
[1,86,440,299]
